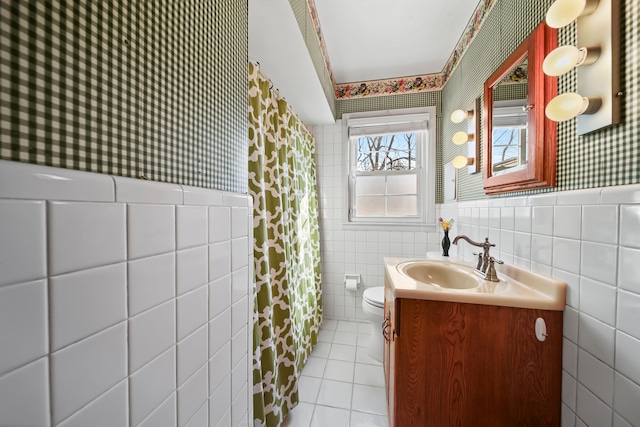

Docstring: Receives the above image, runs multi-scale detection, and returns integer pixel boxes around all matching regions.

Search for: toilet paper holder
[344,274,361,291]
[344,274,361,284]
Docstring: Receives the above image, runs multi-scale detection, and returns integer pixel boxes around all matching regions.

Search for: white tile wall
[177,364,208,427]
[57,380,128,427]
[129,300,176,373]
[0,200,46,287]
[48,201,126,276]
[50,263,127,351]
[128,252,176,316]
[0,358,50,427]
[0,161,253,427]
[51,322,128,424]
[138,393,176,427]
[0,280,48,376]
[129,347,176,426]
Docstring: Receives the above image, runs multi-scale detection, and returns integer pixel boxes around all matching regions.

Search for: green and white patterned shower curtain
[248,62,322,427]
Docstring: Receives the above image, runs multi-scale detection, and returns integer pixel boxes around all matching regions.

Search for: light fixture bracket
[575,0,620,134]
[467,98,481,174]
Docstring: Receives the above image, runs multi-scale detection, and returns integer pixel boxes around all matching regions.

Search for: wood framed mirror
[483,23,558,194]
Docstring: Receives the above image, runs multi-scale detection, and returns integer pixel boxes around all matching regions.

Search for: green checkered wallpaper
[0,0,249,193]
[442,0,639,200]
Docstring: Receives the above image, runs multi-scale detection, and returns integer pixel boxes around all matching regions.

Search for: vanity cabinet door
[393,299,562,427]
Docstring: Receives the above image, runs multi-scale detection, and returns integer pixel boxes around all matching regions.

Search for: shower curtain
[248,62,322,427]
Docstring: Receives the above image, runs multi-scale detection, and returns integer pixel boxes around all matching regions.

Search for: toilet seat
[363,287,385,309]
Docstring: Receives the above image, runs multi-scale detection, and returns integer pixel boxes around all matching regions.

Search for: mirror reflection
[491,55,528,176]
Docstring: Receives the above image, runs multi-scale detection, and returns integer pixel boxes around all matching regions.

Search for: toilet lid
[363,287,385,308]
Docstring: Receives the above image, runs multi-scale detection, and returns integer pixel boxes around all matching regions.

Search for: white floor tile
[356,346,382,366]
[350,410,389,427]
[357,332,371,347]
[282,402,314,427]
[336,321,360,333]
[351,384,386,415]
[317,330,335,343]
[316,380,352,410]
[298,334,388,427]
[301,357,326,378]
[358,322,373,334]
[354,363,385,387]
[333,332,357,345]
[298,376,321,403]
[323,360,354,383]
[328,344,356,362]
[310,405,350,427]
[321,319,338,331]
[311,342,331,358]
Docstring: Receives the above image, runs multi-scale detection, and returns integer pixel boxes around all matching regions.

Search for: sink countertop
[384,257,567,311]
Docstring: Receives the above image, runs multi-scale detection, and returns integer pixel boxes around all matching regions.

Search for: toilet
[361,286,385,362]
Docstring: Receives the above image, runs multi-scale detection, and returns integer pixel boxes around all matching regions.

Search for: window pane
[355,196,385,217]
[491,127,527,174]
[355,133,417,171]
[387,196,417,216]
[387,174,417,195]
[355,175,385,195]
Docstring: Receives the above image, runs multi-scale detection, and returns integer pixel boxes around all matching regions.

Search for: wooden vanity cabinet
[383,278,563,427]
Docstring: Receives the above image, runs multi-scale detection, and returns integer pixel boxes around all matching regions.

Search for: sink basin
[397,260,480,289]
[385,257,567,310]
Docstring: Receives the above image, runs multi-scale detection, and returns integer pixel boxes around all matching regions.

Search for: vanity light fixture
[450,98,480,173]
[543,0,620,134]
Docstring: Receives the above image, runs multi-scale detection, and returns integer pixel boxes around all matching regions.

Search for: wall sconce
[543,0,620,134]
[450,98,480,173]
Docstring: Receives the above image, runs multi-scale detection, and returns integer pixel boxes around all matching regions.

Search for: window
[491,100,528,175]
[342,108,435,228]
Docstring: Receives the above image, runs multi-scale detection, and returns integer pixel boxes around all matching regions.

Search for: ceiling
[314,0,479,84]
[249,0,480,125]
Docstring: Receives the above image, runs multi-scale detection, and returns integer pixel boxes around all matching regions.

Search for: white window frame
[342,107,436,231]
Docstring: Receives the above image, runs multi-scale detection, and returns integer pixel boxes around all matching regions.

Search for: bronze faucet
[452,235,503,282]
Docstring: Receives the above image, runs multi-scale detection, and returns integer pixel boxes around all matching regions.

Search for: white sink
[385,257,566,310]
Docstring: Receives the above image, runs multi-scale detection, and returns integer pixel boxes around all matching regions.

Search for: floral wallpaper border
[334,74,444,99]
[305,0,497,100]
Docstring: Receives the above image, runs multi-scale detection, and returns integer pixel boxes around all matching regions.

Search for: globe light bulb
[450,109,471,124]
[545,93,589,122]
[452,131,471,145]
[452,156,472,169]
[545,0,599,29]
[542,45,582,76]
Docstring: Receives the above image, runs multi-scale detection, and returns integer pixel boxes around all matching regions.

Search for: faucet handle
[485,256,504,282]
[472,252,483,270]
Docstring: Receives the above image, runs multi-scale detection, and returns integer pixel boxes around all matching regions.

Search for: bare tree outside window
[356,133,416,171]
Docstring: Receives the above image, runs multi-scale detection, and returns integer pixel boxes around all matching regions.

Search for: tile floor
[282,319,390,427]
